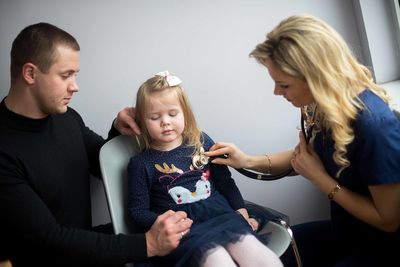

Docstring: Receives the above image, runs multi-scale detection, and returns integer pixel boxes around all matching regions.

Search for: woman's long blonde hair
[250,14,391,176]
[135,74,202,152]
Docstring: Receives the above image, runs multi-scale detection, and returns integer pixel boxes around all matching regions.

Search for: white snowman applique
[168,170,211,204]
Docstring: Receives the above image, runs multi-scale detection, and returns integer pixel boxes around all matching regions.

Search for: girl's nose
[161,117,170,126]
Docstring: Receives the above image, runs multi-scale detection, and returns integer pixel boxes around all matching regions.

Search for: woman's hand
[205,142,249,169]
[291,131,327,184]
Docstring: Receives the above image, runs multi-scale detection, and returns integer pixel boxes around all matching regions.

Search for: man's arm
[0,159,148,265]
[0,158,192,265]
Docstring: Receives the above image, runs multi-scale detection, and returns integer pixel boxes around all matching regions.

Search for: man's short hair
[10,22,80,83]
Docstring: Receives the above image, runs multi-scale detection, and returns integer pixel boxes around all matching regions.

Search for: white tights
[200,234,283,267]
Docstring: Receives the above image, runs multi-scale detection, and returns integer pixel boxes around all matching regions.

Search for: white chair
[99,135,302,266]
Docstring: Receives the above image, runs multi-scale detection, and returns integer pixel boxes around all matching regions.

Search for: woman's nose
[273,86,283,96]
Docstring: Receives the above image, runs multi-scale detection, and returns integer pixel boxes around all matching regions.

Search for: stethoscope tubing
[233,111,309,181]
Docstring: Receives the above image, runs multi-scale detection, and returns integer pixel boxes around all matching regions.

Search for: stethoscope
[234,110,312,180]
[192,107,314,180]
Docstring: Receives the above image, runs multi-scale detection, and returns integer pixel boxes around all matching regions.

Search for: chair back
[99,135,142,234]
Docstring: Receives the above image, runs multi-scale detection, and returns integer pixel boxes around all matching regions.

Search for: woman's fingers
[298,131,308,153]
[207,142,231,155]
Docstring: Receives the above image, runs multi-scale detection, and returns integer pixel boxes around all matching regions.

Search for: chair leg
[277,220,303,267]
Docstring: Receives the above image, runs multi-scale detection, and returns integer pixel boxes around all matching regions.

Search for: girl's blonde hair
[250,14,391,176]
[135,74,202,152]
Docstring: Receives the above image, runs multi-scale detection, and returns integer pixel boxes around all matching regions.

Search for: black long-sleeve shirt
[0,99,147,266]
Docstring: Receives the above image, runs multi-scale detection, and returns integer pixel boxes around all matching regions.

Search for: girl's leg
[225,234,283,267]
[200,246,237,267]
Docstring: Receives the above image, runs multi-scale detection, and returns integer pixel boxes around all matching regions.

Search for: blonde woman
[127,71,283,267]
[206,15,400,266]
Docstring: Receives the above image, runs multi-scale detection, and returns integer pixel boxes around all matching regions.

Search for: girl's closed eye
[169,110,178,117]
[280,84,289,89]
[149,114,160,120]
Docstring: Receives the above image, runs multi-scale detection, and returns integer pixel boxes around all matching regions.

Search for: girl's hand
[236,208,259,231]
[247,217,259,231]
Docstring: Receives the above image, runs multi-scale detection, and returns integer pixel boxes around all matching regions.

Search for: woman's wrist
[255,154,271,174]
[243,155,254,169]
[328,184,342,200]
[245,155,265,171]
[264,154,272,174]
[313,172,339,198]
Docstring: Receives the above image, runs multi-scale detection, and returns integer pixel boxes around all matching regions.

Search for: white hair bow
[155,70,182,87]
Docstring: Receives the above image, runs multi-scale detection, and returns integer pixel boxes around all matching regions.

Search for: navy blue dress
[127,133,263,267]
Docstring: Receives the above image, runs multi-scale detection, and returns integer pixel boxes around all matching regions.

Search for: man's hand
[145,210,193,257]
[113,107,141,136]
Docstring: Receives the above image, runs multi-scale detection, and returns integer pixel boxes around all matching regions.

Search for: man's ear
[22,63,37,85]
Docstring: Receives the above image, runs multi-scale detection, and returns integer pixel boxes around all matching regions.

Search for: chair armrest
[244,200,290,230]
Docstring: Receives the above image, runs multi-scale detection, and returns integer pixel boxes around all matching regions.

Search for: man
[0,22,192,267]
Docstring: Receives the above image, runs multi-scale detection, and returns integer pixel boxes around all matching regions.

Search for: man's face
[32,45,80,116]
